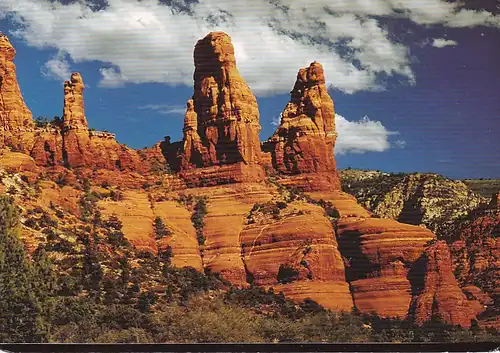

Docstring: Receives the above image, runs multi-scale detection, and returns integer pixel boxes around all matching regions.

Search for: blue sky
[0,0,499,179]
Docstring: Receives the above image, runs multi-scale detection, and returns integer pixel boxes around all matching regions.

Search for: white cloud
[40,52,71,81]
[138,104,186,115]
[432,38,458,48]
[271,113,282,127]
[99,67,125,88]
[1,0,499,95]
[335,114,400,154]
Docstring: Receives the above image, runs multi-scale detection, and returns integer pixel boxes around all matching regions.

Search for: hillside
[340,168,500,329]
[339,169,488,239]
[463,179,500,199]
[0,31,498,343]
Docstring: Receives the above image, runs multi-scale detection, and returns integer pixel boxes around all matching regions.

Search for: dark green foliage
[277,264,300,284]
[153,216,171,239]
[82,243,103,294]
[191,197,208,246]
[137,291,157,313]
[158,246,173,267]
[34,116,62,129]
[0,195,53,342]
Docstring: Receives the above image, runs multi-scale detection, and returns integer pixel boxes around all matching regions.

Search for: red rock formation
[0,33,34,149]
[179,32,265,185]
[412,241,481,327]
[56,72,148,172]
[240,202,353,311]
[61,72,92,167]
[263,61,340,190]
[336,217,435,318]
[448,206,500,328]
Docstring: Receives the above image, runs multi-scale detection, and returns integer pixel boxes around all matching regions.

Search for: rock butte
[0,31,486,328]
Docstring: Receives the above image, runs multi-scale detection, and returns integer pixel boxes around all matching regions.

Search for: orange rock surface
[99,190,158,253]
[240,201,353,311]
[178,32,264,185]
[263,61,340,190]
[412,241,481,327]
[60,73,147,171]
[183,183,274,285]
[154,199,203,271]
[336,217,435,318]
[0,33,34,150]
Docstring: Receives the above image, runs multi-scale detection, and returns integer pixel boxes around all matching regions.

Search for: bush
[191,198,208,246]
[277,264,300,284]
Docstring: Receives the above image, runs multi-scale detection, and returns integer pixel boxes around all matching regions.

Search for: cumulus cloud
[432,38,458,48]
[1,0,499,95]
[335,114,400,154]
[138,104,186,115]
[41,52,72,81]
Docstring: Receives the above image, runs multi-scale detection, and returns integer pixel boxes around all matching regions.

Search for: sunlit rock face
[412,241,482,328]
[0,33,35,150]
[178,32,265,186]
[262,61,340,191]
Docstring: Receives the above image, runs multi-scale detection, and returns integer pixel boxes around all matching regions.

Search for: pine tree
[0,195,49,342]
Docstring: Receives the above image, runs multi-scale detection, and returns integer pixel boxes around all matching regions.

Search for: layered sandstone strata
[336,217,435,318]
[263,61,340,190]
[240,201,353,311]
[412,241,482,327]
[179,32,265,185]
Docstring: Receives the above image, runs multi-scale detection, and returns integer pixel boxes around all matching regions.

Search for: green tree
[0,195,49,342]
[153,216,171,239]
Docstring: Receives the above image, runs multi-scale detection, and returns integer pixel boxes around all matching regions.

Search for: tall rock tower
[0,33,34,149]
[263,61,340,190]
[62,73,91,167]
[179,32,264,185]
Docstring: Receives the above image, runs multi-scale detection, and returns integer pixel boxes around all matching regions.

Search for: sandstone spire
[63,73,88,131]
[0,33,33,134]
[181,32,262,168]
[265,61,338,179]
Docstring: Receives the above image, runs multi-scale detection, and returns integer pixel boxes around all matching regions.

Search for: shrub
[191,198,208,246]
[276,264,300,284]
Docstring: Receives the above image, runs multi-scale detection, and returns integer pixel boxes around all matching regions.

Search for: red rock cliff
[0,33,34,149]
[412,241,481,327]
[180,32,262,169]
[263,61,340,190]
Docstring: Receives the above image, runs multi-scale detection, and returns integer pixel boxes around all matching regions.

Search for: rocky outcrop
[0,33,34,150]
[61,73,92,168]
[448,206,500,327]
[263,61,340,191]
[336,216,435,319]
[240,201,353,311]
[340,170,486,238]
[412,241,482,328]
[178,32,265,185]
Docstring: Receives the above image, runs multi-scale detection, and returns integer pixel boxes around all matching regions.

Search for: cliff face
[0,30,486,329]
[263,62,340,191]
[336,216,435,318]
[411,241,482,328]
[178,32,264,185]
[0,33,34,150]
